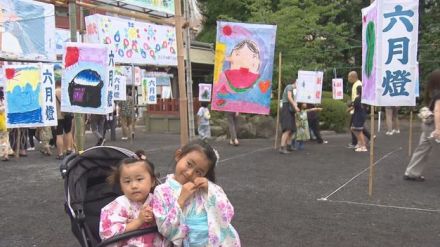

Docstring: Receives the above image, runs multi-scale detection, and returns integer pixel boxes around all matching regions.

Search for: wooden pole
[368,0,376,197]
[183,0,195,141]
[409,110,413,156]
[368,106,375,196]
[131,64,136,144]
[68,0,85,152]
[175,0,189,146]
[274,52,282,149]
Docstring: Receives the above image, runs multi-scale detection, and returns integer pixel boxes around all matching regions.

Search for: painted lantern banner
[296,71,324,104]
[142,77,157,104]
[115,66,142,86]
[55,29,80,55]
[361,0,418,106]
[4,64,57,128]
[85,14,177,66]
[0,0,56,60]
[123,0,175,15]
[212,21,277,115]
[62,42,114,114]
[113,75,127,101]
[332,78,344,100]
[199,83,212,102]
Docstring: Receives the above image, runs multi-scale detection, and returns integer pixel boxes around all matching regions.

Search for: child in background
[196,102,211,141]
[152,140,241,247]
[294,103,323,150]
[347,85,368,152]
[99,154,165,246]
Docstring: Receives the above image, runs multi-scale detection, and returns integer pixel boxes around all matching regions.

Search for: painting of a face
[229,43,260,74]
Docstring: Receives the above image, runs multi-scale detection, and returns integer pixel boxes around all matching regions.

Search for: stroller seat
[60,146,158,247]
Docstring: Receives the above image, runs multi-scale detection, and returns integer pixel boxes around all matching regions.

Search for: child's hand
[178,182,198,208]
[193,177,208,190]
[142,205,154,224]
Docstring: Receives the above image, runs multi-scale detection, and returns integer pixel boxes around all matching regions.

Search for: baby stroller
[60,146,158,247]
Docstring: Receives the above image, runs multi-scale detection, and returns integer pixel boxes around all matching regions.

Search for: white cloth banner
[296,71,324,104]
[4,64,57,128]
[332,78,344,100]
[85,14,177,66]
[113,75,127,101]
[144,77,157,104]
[361,0,418,106]
[61,42,114,114]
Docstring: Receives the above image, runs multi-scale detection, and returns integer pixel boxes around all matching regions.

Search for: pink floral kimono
[152,175,241,247]
[99,194,165,247]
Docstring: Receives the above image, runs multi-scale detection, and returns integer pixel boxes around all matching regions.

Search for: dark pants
[308,117,323,143]
[350,115,371,145]
[104,118,117,141]
[28,128,37,148]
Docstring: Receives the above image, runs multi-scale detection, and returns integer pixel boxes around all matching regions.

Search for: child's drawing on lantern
[212,21,276,115]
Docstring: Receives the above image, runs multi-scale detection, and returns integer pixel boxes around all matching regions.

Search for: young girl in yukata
[152,140,241,247]
[294,103,323,150]
[99,155,165,246]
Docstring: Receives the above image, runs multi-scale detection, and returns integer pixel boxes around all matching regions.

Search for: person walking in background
[55,80,74,159]
[280,80,300,154]
[9,128,28,157]
[103,104,117,142]
[348,85,368,152]
[37,126,52,156]
[226,112,240,146]
[347,71,371,148]
[197,102,211,141]
[27,128,37,151]
[385,107,400,135]
[307,103,327,144]
[118,87,135,141]
[404,69,440,181]
[90,114,106,146]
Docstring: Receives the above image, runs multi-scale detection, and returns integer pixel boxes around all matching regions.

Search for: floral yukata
[153,175,241,247]
[99,194,165,247]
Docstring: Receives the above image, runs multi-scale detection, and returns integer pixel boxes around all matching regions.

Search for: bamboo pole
[175,0,189,146]
[68,0,85,152]
[409,110,413,156]
[368,106,375,196]
[368,0,376,197]
[274,52,282,149]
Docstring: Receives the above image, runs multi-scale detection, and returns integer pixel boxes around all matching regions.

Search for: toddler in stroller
[60,146,161,247]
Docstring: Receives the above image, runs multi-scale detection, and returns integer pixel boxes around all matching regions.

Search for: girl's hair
[107,151,158,193]
[176,139,218,183]
[200,101,209,108]
[424,69,440,105]
[232,40,260,58]
[356,85,362,96]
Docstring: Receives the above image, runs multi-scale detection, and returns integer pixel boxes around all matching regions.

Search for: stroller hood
[62,146,136,215]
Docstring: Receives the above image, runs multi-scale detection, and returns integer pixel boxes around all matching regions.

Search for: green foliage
[319,97,348,133]
[197,0,440,108]
[321,91,350,103]
[269,98,280,118]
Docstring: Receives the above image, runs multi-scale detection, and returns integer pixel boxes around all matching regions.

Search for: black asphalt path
[1,121,439,246]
